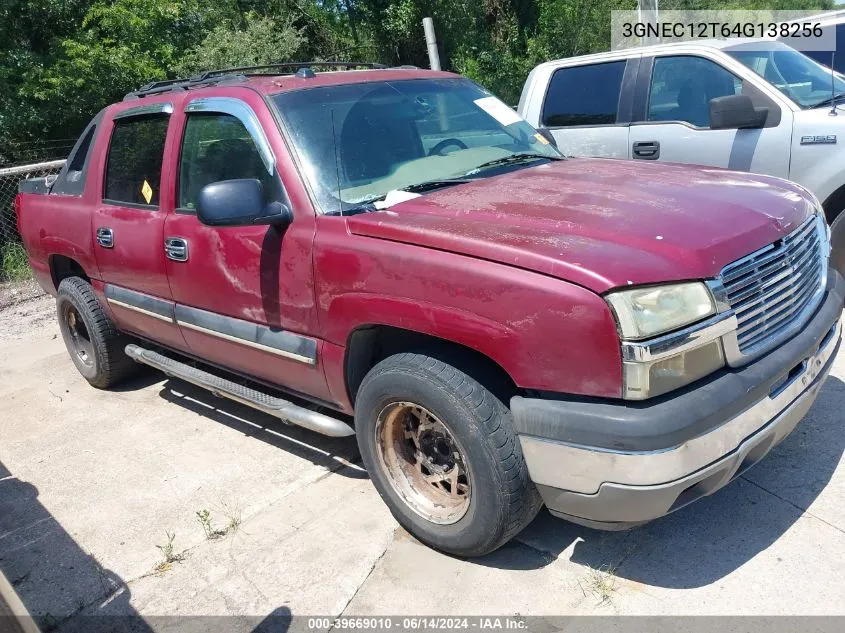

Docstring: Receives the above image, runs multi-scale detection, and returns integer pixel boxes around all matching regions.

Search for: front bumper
[511,269,844,529]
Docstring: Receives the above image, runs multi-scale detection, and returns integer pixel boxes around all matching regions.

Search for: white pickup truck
[517,39,845,222]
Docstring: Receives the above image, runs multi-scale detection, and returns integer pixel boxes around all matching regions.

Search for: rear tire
[56,277,136,388]
[355,352,541,557]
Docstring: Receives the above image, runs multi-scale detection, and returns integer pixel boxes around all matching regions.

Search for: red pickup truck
[16,63,843,556]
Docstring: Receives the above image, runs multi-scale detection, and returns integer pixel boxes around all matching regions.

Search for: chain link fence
[0,159,66,282]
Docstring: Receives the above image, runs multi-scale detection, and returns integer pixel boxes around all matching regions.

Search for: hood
[346,158,813,293]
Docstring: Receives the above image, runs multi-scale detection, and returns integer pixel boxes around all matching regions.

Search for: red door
[90,100,187,351]
[162,90,333,403]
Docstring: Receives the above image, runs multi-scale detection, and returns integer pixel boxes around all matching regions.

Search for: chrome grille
[721,215,826,356]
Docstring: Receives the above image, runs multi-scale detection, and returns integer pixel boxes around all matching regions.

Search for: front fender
[315,220,623,398]
[324,293,520,373]
[790,117,845,205]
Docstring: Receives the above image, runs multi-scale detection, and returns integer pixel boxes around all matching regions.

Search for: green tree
[0,0,841,164]
[175,12,304,75]
[0,0,93,159]
[10,0,216,152]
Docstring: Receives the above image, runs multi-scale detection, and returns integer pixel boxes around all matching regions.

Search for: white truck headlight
[605,282,716,340]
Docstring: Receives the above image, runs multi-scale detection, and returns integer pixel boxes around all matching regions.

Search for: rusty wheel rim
[375,402,471,525]
[63,304,94,368]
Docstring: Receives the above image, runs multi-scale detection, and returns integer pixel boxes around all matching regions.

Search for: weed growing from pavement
[154,530,184,573]
[196,509,226,540]
[219,500,242,533]
[579,563,618,605]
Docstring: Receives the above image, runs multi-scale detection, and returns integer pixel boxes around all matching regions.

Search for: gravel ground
[0,280,53,342]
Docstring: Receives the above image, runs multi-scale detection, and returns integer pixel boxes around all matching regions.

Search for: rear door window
[542,61,626,127]
[104,115,169,207]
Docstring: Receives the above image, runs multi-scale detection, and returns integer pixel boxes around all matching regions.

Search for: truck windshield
[271,78,562,214]
[726,44,845,108]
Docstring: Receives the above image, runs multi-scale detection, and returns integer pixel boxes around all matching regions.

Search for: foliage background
[0,0,835,165]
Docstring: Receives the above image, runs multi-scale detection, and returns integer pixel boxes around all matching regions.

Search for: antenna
[831,51,838,116]
[331,109,343,216]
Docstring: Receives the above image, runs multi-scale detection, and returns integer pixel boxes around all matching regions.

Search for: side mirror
[197,179,293,228]
[709,95,768,130]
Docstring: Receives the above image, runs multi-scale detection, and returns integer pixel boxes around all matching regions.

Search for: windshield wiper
[327,179,472,216]
[399,178,473,193]
[463,152,562,176]
[811,92,845,108]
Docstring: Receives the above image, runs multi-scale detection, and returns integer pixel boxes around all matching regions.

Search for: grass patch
[579,563,618,605]
[1,242,32,282]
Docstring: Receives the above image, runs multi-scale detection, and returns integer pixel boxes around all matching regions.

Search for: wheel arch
[344,324,519,408]
[822,182,845,224]
[49,254,90,292]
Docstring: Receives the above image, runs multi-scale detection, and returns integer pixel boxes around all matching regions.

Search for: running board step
[125,344,355,437]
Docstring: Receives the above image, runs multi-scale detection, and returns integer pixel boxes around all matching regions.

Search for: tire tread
[58,277,135,388]
[357,351,541,555]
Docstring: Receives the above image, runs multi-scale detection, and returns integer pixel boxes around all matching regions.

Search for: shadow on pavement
[0,460,153,633]
[0,460,297,633]
[107,367,170,393]
[157,379,366,480]
[252,606,292,632]
[479,375,845,589]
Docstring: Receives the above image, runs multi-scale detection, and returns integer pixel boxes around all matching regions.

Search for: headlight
[605,282,716,340]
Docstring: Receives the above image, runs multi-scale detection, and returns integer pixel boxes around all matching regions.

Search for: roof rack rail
[124,61,387,100]
[123,73,247,101]
[194,61,387,81]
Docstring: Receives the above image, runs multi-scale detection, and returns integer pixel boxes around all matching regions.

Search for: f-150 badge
[800,135,837,145]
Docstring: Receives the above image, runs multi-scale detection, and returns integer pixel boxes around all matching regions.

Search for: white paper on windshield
[374,189,422,209]
[474,96,522,127]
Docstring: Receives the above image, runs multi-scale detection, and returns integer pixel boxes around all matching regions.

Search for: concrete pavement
[1,294,843,632]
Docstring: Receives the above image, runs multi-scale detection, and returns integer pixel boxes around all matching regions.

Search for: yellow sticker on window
[534,133,550,145]
[141,180,153,204]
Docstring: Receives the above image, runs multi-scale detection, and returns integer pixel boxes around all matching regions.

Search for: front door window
[178,112,281,211]
[648,56,743,128]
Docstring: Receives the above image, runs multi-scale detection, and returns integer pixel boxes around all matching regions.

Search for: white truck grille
[721,215,826,355]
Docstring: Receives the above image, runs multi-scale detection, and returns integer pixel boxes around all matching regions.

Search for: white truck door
[628,54,792,177]
[533,58,636,158]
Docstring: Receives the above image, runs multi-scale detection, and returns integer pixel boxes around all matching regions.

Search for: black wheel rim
[63,304,95,368]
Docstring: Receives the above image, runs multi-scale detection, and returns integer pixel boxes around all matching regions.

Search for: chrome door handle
[96,227,114,248]
[164,237,189,262]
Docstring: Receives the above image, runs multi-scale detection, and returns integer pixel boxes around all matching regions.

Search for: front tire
[355,352,541,557]
[56,277,136,388]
